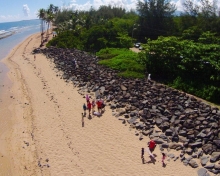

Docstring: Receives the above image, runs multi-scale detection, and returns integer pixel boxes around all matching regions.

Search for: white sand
[0,32,210,175]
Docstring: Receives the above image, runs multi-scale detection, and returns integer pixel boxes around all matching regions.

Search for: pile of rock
[35,46,220,175]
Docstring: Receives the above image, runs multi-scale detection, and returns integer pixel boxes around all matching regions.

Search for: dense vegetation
[137,33,220,103]
[46,7,137,51]
[39,1,220,104]
[97,48,145,78]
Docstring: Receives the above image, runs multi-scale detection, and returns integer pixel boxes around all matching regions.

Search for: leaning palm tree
[45,10,54,37]
[46,4,59,36]
[37,8,46,45]
[48,4,54,13]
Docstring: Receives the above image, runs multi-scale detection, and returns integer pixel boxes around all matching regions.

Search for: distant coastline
[0,19,40,40]
[0,18,38,24]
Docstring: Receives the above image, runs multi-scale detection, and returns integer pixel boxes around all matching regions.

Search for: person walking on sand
[162,153,166,166]
[148,139,156,152]
[145,147,156,164]
[96,99,102,113]
[100,98,105,111]
[92,100,96,113]
[87,101,92,114]
[145,147,155,158]
[83,103,87,116]
[141,148,145,164]
[86,94,89,102]
[34,55,36,61]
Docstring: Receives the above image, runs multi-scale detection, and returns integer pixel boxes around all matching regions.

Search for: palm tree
[48,4,54,13]
[46,4,59,37]
[37,8,46,44]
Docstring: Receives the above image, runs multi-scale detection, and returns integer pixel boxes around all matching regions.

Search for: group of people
[83,94,106,117]
[141,139,166,166]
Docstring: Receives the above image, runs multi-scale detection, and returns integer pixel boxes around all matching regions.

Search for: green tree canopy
[136,0,176,40]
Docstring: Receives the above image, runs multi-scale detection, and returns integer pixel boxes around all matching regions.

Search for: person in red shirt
[148,140,156,152]
[87,101,92,114]
[96,100,102,113]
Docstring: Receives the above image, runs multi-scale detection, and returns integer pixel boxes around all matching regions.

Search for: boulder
[189,159,198,168]
[161,143,169,148]
[165,129,173,136]
[127,116,139,124]
[208,169,219,174]
[169,143,182,150]
[189,142,202,148]
[185,148,193,155]
[214,164,220,170]
[120,84,127,91]
[213,140,220,147]
[200,156,209,166]
[116,108,126,115]
[154,139,164,144]
[204,163,214,169]
[197,150,203,158]
[210,152,220,162]
[202,144,213,155]
[197,168,210,176]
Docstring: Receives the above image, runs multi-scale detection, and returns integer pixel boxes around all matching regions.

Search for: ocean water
[0,19,41,59]
[0,19,41,94]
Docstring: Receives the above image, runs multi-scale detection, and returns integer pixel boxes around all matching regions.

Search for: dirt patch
[129,47,141,53]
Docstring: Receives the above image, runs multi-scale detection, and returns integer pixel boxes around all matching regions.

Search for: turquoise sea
[0,19,41,94]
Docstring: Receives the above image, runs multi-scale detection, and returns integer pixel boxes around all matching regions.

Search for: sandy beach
[0,32,212,176]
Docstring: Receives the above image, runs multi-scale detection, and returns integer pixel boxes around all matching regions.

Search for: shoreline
[0,32,212,175]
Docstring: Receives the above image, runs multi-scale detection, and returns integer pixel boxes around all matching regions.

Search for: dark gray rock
[155,117,163,126]
[213,140,220,147]
[160,121,170,131]
[124,114,129,118]
[135,122,145,129]
[169,143,183,149]
[182,159,189,166]
[214,164,220,170]
[179,136,188,143]
[204,163,215,169]
[210,152,220,162]
[142,129,153,136]
[189,142,202,148]
[165,129,173,136]
[161,143,169,148]
[151,132,159,138]
[185,148,193,155]
[192,153,197,158]
[179,130,187,136]
[200,156,209,166]
[159,133,168,140]
[197,150,203,158]
[208,169,219,174]
[197,168,210,176]
[202,144,213,155]
[189,159,198,168]
[154,139,164,144]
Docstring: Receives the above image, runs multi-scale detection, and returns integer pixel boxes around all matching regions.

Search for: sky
[0,0,219,23]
